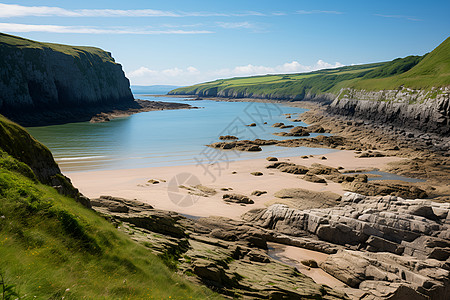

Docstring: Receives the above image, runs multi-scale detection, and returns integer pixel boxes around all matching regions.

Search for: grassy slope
[351,37,450,90]
[171,37,450,98]
[0,116,219,299]
[171,63,386,98]
[0,32,114,63]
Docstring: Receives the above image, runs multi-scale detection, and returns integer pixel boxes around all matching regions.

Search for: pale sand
[267,242,347,289]
[67,150,404,219]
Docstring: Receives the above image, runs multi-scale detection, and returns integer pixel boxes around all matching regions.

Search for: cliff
[327,37,450,136]
[328,87,450,136]
[0,33,136,126]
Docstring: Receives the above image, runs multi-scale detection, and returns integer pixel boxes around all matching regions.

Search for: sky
[0,1,449,86]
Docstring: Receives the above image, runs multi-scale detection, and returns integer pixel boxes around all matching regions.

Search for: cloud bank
[127,60,344,86]
[0,23,212,34]
[0,4,265,18]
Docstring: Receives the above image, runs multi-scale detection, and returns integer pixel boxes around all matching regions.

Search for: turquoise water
[27,95,336,172]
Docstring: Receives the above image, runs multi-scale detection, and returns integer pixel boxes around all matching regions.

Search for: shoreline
[67,150,405,219]
[67,95,449,212]
[89,98,198,123]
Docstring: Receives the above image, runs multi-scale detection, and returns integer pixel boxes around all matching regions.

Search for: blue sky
[1,1,449,85]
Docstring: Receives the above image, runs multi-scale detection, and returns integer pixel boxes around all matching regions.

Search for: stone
[250,172,263,176]
[219,135,238,140]
[268,189,341,210]
[251,190,267,196]
[266,156,278,161]
[303,174,327,183]
[222,194,254,204]
[266,161,309,174]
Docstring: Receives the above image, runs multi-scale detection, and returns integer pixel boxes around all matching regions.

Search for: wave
[56,156,107,161]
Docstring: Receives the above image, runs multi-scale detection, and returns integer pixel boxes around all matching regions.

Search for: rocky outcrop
[243,192,450,299]
[0,33,135,126]
[208,139,277,151]
[244,193,450,253]
[328,87,450,136]
[89,99,195,123]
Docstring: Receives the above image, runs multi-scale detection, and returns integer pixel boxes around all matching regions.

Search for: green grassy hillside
[170,37,449,99]
[351,37,450,90]
[170,62,387,99]
[0,116,219,299]
[0,32,114,63]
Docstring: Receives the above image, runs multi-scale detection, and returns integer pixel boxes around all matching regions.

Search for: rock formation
[328,87,450,136]
[243,192,450,299]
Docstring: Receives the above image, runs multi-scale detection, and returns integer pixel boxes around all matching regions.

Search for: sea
[27,95,335,172]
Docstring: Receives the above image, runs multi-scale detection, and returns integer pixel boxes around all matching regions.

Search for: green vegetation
[0,116,219,299]
[171,37,450,98]
[352,37,450,90]
[0,32,114,63]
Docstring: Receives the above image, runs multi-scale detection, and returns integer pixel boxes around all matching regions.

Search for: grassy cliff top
[171,36,450,97]
[0,32,116,63]
[0,115,219,298]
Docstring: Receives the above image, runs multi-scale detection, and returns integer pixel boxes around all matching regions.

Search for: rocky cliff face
[328,87,450,136]
[169,88,336,103]
[0,33,136,126]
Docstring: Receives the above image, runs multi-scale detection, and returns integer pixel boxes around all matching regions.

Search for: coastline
[67,95,450,214]
[89,98,197,123]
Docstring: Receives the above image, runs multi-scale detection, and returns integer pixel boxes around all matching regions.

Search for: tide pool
[27,96,335,172]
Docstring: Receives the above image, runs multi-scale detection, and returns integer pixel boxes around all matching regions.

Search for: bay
[27,96,335,172]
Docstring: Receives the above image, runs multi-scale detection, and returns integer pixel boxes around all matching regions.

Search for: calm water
[27,95,335,172]
[344,170,426,183]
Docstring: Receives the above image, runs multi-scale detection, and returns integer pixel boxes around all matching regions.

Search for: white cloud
[216,21,255,29]
[187,66,200,73]
[296,10,343,15]
[0,4,265,18]
[128,67,157,77]
[0,22,212,34]
[126,60,344,86]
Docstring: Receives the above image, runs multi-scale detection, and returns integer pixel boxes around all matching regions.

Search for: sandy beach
[67,150,405,219]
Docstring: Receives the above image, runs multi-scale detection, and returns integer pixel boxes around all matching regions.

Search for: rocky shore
[91,192,450,299]
[89,99,197,123]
